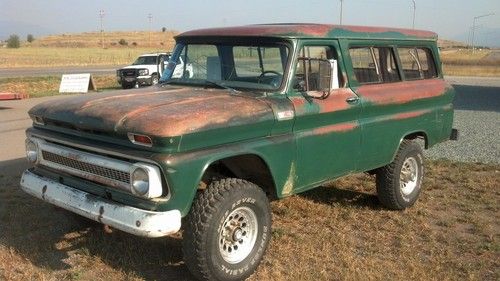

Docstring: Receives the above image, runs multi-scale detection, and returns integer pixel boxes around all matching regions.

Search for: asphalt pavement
[0,76,499,176]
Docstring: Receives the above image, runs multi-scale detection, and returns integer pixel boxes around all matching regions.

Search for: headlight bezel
[25,138,39,164]
[129,164,163,198]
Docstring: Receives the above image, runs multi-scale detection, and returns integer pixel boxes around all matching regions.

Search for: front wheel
[376,140,424,210]
[151,74,159,85]
[183,178,271,281]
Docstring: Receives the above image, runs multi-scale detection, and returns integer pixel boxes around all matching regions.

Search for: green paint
[25,25,455,218]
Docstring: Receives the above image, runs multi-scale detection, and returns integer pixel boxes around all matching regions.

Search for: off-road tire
[376,140,424,210]
[121,82,133,89]
[183,178,271,281]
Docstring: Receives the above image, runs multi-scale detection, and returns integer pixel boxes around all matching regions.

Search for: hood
[121,64,155,70]
[29,86,276,141]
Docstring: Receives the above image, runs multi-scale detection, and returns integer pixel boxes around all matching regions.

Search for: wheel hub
[400,157,419,196]
[218,206,258,264]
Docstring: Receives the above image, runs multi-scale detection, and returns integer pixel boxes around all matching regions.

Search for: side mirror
[296,58,338,99]
[317,59,335,92]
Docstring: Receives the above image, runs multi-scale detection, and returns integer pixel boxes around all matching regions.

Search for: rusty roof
[177,23,438,41]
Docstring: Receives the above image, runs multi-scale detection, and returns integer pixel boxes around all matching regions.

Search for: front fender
[153,134,296,216]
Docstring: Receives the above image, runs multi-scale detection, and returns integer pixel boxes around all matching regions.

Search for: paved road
[1,76,499,175]
[0,65,123,78]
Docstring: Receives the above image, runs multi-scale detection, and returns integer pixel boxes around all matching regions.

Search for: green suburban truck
[21,24,456,281]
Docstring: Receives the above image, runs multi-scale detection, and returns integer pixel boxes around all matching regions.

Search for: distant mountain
[453,27,500,48]
[0,20,53,40]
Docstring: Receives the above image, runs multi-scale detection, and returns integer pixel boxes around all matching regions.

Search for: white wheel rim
[218,206,258,264]
[400,157,419,196]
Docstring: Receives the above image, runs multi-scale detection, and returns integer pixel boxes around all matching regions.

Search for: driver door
[289,43,362,191]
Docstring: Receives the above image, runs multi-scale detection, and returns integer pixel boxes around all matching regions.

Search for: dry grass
[0,75,120,98]
[0,47,161,68]
[0,159,498,281]
[0,31,176,68]
[29,31,177,49]
[441,49,500,77]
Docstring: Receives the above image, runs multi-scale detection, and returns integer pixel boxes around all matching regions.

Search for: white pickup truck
[116,52,193,89]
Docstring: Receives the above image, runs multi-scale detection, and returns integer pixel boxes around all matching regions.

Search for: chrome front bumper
[20,170,181,238]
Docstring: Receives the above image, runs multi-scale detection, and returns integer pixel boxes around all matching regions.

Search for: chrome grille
[42,150,130,184]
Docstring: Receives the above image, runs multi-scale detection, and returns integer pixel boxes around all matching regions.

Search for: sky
[1,0,499,46]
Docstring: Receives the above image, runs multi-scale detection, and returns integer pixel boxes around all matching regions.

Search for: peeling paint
[178,24,437,40]
[281,162,296,196]
[357,80,447,105]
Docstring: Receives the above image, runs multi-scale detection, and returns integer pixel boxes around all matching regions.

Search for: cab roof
[177,23,437,41]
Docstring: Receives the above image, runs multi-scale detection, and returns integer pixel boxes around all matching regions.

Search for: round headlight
[131,167,149,196]
[25,139,38,163]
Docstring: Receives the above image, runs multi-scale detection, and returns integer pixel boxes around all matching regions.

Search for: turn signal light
[128,133,153,147]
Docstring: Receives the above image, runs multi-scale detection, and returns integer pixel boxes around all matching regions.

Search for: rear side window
[349,47,401,84]
[398,47,437,80]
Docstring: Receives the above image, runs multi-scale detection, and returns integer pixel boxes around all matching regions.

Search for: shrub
[131,42,138,46]
[6,34,20,48]
[118,39,128,46]
[27,34,35,43]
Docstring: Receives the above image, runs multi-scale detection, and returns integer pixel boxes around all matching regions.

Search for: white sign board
[59,73,96,94]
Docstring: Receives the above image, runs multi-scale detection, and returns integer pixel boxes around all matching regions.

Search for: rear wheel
[183,178,271,281]
[376,140,424,210]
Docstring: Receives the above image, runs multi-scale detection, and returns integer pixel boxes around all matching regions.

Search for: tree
[6,34,20,48]
[162,27,167,32]
[27,34,35,43]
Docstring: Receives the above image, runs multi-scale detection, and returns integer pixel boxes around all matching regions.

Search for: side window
[349,47,401,84]
[398,47,437,80]
[416,48,437,78]
[349,47,380,84]
[294,46,340,92]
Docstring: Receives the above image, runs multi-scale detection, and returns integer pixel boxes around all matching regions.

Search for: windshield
[161,42,290,91]
[133,56,158,65]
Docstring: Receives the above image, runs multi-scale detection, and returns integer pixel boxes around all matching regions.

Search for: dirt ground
[0,160,498,281]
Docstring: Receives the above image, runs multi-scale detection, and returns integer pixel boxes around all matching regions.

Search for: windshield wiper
[204,80,240,94]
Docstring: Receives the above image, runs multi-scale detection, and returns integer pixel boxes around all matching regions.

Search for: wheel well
[404,132,428,149]
[200,155,277,200]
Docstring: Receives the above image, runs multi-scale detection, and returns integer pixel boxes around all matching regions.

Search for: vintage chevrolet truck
[21,24,456,281]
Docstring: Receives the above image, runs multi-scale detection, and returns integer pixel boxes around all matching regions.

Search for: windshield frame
[160,37,294,93]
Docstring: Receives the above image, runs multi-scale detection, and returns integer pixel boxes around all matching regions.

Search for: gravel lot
[425,76,500,164]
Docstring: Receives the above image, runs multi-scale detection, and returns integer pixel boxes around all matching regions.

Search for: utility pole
[99,10,105,49]
[339,0,344,25]
[411,0,416,29]
[472,13,494,53]
[148,13,153,48]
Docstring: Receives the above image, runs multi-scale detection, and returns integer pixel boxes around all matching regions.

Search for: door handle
[346,97,359,104]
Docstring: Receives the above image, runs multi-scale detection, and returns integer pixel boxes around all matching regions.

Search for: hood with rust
[29,86,276,146]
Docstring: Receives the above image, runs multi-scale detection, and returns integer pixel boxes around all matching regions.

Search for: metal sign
[59,73,97,93]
